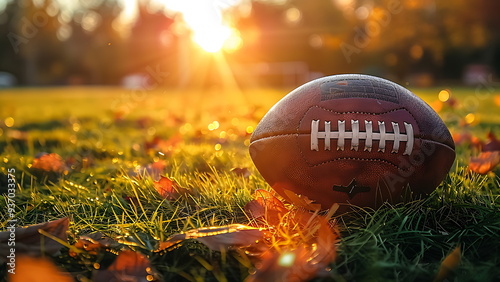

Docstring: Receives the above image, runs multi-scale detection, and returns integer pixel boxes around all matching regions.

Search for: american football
[249,74,456,211]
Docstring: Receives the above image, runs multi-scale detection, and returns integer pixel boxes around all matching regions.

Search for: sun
[192,25,232,53]
[162,0,242,53]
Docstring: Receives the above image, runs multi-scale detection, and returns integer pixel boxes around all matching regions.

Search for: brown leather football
[249,74,455,211]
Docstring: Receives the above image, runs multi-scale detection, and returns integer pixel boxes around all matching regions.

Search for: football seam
[308,156,403,169]
[301,105,420,120]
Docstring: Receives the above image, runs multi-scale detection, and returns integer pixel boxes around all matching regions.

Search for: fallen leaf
[231,167,251,178]
[71,232,120,257]
[157,224,265,252]
[282,189,322,211]
[482,131,500,152]
[244,189,287,226]
[469,151,500,174]
[434,246,461,282]
[31,153,67,173]
[153,176,188,200]
[93,250,158,282]
[0,217,69,262]
[9,256,73,282]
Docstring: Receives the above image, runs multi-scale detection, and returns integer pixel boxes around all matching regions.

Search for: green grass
[0,85,499,281]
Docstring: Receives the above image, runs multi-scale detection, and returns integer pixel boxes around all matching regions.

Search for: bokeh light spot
[5,117,14,127]
[410,45,424,60]
[72,122,81,132]
[285,7,302,24]
[208,121,220,131]
[438,89,451,102]
[309,34,323,49]
[465,113,476,125]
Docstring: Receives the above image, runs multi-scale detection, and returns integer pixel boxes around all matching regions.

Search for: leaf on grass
[31,152,67,173]
[246,217,338,282]
[0,217,69,263]
[282,189,322,211]
[9,256,73,282]
[482,131,500,152]
[231,167,251,178]
[153,176,188,200]
[434,246,461,282]
[93,250,158,282]
[71,232,121,257]
[157,224,264,252]
[469,151,500,174]
[244,189,287,226]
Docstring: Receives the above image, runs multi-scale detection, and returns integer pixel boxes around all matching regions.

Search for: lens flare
[163,0,243,53]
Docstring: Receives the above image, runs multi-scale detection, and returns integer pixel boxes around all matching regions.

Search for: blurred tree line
[0,0,499,86]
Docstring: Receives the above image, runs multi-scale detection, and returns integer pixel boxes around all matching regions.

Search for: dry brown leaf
[71,232,120,257]
[93,250,157,282]
[0,217,69,263]
[434,246,461,282]
[8,256,73,282]
[282,189,322,211]
[469,151,500,174]
[153,176,188,200]
[244,189,287,226]
[157,224,264,252]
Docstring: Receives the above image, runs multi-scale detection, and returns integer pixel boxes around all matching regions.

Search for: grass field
[1,85,500,281]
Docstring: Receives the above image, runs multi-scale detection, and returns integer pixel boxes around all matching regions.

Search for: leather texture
[249,74,455,211]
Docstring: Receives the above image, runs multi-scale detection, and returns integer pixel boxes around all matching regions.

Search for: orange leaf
[282,189,322,211]
[157,224,265,252]
[153,176,187,200]
[0,217,69,262]
[469,151,500,174]
[9,256,72,282]
[244,189,287,226]
[71,232,120,256]
[434,246,461,282]
[93,250,157,281]
[31,153,67,173]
